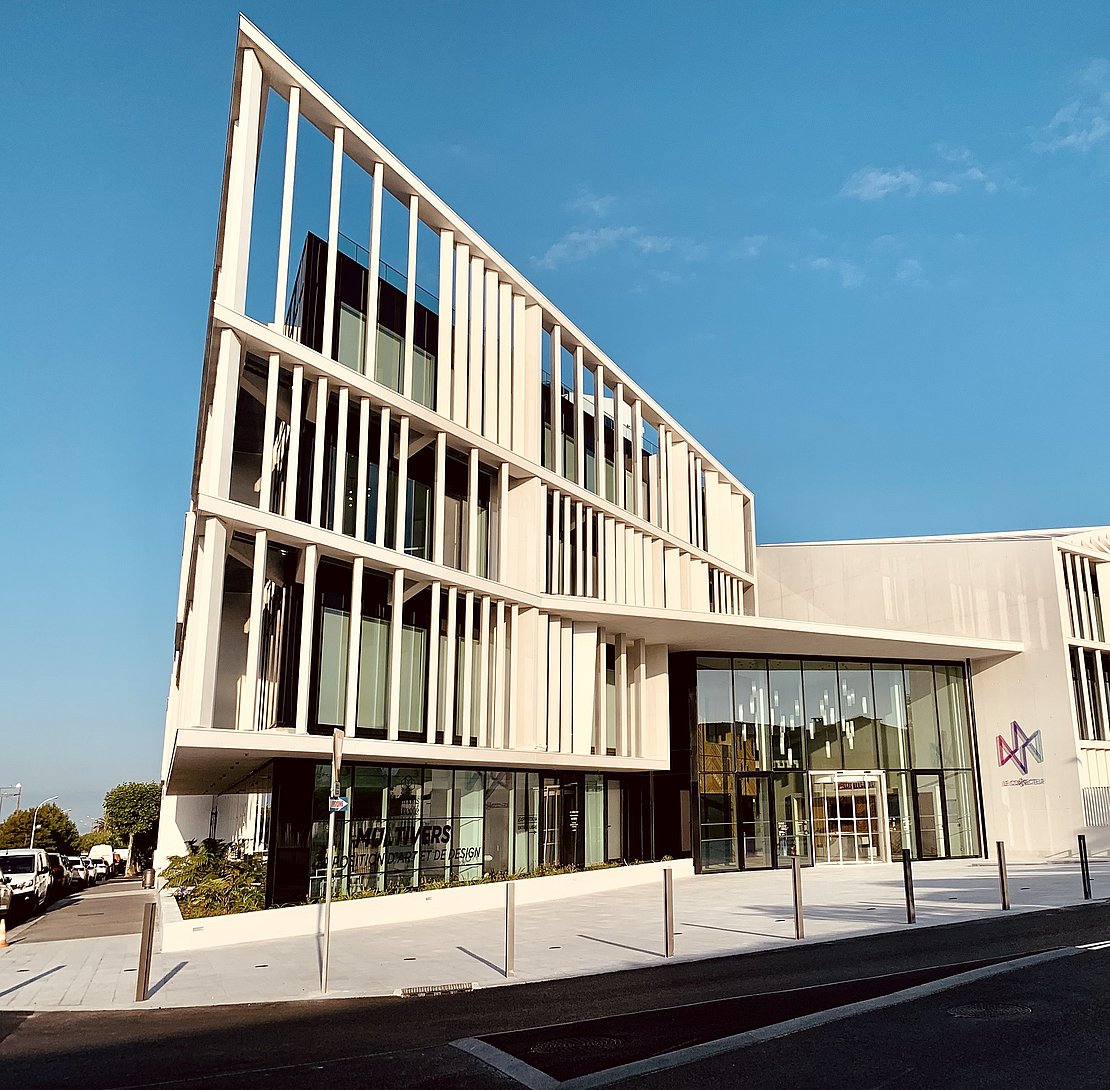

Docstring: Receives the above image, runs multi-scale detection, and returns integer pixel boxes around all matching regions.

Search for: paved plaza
[0,860,1100,1011]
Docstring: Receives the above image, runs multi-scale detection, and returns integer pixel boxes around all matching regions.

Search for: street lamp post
[28,795,60,849]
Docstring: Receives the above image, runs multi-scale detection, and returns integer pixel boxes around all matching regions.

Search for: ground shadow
[146,961,188,998]
[680,920,793,942]
[578,934,660,958]
[457,945,504,976]
[0,965,64,999]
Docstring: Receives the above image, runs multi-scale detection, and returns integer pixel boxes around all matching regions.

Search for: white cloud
[533,226,705,270]
[840,167,922,201]
[739,234,768,258]
[841,147,1007,200]
[799,255,865,289]
[895,257,925,283]
[1034,59,1110,152]
[568,190,616,217]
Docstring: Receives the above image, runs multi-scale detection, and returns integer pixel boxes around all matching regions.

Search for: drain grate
[948,1002,1032,1018]
[530,1035,624,1056]
[400,982,473,997]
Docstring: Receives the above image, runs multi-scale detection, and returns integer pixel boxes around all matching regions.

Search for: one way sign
[328,795,348,814]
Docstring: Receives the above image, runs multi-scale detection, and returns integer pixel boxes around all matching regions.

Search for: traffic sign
[328,795,348,813]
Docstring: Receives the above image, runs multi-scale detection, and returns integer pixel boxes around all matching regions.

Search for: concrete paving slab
[0,860,1100,1011]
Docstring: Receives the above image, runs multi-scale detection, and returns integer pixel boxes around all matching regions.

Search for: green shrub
[161,839,267,920]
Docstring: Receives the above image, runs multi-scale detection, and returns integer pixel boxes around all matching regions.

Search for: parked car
[0,849,51,909]
[66,856,90,888]
[91,858,109,881]
[80,856,98,885]
[44,852,68,895]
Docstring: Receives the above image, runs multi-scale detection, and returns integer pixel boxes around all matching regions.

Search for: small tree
[102,782,161,876]
[0,805,80,853]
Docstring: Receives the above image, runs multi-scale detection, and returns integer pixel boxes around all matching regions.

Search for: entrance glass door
[810,772,888,864]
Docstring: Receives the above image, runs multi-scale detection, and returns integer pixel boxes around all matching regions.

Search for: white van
[0,849,51,910]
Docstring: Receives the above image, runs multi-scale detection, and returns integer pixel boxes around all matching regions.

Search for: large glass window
[936,665,972,767]
[733,658,769,772]
[906,664,942,768]
[803,661,841,770]
[699,771,736,871]
[697,657,734,772]
[870,664,905,769]
[355,570,391,736]
[943,771,980,857]
[768,659,804,771]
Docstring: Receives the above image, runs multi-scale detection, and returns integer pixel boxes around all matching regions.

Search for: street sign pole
[321,729,344,994]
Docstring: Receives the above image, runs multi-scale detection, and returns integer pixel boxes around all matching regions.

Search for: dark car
[45,852,68,895]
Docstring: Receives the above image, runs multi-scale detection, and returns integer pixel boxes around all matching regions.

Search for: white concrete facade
[157,19,1088,897]
[759,527,1110,860]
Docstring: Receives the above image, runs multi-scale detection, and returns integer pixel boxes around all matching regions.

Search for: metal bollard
[505,882,516,977]
[902,849,916,924]
[1079,834,1093,901]
[135,901,157,1002]
[791,856,804,940]
[997,840,1011,911]
[663,868,675,958]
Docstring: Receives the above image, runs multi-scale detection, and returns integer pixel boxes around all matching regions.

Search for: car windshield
[1,856,35,874]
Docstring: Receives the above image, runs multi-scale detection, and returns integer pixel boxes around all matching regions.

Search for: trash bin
[141,867,156,890]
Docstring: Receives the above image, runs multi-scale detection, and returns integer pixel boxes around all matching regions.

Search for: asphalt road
[6,878,150,944]
[2,900,1109,1089]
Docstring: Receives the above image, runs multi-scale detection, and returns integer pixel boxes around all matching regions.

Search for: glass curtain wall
[691,656,981,869]
[307,764,632,898]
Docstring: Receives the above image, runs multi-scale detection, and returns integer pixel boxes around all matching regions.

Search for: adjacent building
[156,18,1108,905]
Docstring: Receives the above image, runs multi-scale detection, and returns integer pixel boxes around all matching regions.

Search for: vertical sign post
[791,856,804,940]
[996,840,1010,911]
[505,881,516,977]
[1079,834,1093,901]
[902,849,916,924]
[663,867,675,958]
[322,728,345,993]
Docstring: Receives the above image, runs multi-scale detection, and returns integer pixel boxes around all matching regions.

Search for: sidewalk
[0,860,1099,1011]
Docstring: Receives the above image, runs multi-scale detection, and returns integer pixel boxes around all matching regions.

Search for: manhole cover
[948,1002,1032,1018]
[530,1035,624,1055]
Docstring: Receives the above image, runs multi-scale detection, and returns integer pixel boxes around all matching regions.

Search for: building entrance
[810,772,888,864]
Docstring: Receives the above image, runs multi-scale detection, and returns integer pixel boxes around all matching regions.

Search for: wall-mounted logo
[997,721,1043,776]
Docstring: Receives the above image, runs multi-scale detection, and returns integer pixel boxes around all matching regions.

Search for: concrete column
[549,325,563,474]
[344,558,364,736]
[437,230,454,414]
[375,407,390,547]
[217,47,263,311]
[477,595,492,747]
[493,599,507,747]
[453,243,470,424]
[426,582,441,743]
[355,397,370,540]
[273,85,300,328]
[507,604,520,748]
[259,354,280,513]
[322,127,344,360]
[443,587,458,744]
[614,382,626,510]
[295,544,319,734]
[632,399,644,519]
[402,194,419,400]
[363,162,384,378]
[387,568,405,740]
[200,330,243,498]
[333,386,349,532]
[468,255,485,433]
[594,362,607,501]
[240,530,268,731]
[310,377,328,527]
[574,347,585,486]
[461,591,475,744]
[467,447,479,575]
[284,365,304,520]
[394,417,410,553]
[195,518,228,729]
[497,462,510,583]
[484,269,498,440]
[433,432,447,565]
[498,282,512,444]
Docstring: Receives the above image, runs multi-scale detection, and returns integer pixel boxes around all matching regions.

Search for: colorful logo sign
[997,721,1043,775]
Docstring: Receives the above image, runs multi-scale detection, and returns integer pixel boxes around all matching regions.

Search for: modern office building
[157,18,1107,906]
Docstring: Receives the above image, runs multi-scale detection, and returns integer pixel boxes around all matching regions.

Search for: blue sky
[2,3,1108,827]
